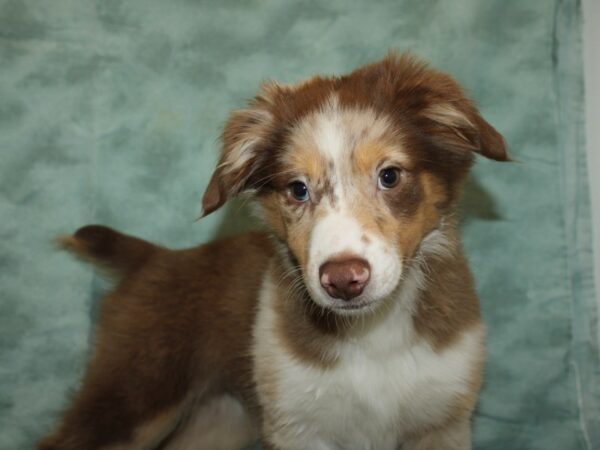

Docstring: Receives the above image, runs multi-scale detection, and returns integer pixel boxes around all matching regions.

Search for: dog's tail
[57,225,158,279]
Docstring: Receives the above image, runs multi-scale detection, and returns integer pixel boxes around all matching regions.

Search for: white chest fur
[252,271,484,450]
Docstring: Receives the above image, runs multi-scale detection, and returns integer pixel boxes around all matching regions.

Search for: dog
[38,52,508,450]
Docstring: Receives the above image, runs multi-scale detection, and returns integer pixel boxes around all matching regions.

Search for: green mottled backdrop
[0,0,597,449]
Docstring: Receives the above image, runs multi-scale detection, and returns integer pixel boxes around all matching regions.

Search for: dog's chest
[253,287,480,450]
[272,341,434,450]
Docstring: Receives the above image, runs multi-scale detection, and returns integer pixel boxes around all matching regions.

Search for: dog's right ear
[202,84,281,217]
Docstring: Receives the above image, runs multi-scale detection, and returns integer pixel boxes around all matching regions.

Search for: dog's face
[203,54,507,314]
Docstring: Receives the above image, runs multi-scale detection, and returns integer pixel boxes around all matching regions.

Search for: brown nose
[319,257,370,300]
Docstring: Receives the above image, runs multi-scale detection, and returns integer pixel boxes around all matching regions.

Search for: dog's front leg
[402,419,472,450]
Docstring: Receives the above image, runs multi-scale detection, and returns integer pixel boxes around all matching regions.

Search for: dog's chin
[305,275,403,317]
[309,292,387,317]
[327,299,381,316]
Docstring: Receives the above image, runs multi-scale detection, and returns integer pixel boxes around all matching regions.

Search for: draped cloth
[0,0,596,448]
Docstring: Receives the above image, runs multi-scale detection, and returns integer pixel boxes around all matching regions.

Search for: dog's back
[41,226,272,450]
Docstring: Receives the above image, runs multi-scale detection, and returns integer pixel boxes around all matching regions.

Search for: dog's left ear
[202,84,281,217]
[421,99,509,162]
[369,52,508,161]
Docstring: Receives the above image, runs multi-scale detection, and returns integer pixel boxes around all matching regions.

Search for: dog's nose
[319,257,370,300]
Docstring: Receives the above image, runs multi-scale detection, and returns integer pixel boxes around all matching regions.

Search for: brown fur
[39,227,274,450]
[414,229,482,348]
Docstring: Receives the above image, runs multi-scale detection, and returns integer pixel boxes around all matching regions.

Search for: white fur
[220,137,259,174]
[220,107,273,178]
[253,266,484,450]
[307,95,397,166]
[306,212,401,310]
[290,96,408,311]
[312,96,348,164]
[423,103,473,129]
[163,395,258,450]
[415,226,457,270]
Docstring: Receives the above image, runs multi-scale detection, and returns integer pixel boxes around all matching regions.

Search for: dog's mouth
[301,269,402,316]
[322,296,381,315]
[299,278,377,314]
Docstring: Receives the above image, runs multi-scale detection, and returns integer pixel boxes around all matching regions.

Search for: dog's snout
[319,258,370,300]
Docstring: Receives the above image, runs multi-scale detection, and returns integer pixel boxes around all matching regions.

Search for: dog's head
[202,53,507,315]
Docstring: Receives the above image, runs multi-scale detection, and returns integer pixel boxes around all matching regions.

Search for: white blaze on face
[298,96,403,309]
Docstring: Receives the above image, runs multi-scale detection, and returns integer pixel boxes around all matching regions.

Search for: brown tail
[58,225,158,279]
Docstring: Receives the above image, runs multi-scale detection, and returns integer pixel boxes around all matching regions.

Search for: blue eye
[378,167,401,190]
[289,181,310,202]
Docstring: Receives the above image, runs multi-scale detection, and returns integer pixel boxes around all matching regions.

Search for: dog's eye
[288,181,310,202]
[378,168,401,190]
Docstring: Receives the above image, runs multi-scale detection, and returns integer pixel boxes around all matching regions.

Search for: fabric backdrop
[0,0,597,449]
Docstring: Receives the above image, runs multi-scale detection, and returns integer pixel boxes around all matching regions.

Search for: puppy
[38,53,508,450]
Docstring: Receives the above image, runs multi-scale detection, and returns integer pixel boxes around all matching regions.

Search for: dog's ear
[362,52,509,162]
[202,84,281,217]
[420,100,509,162]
